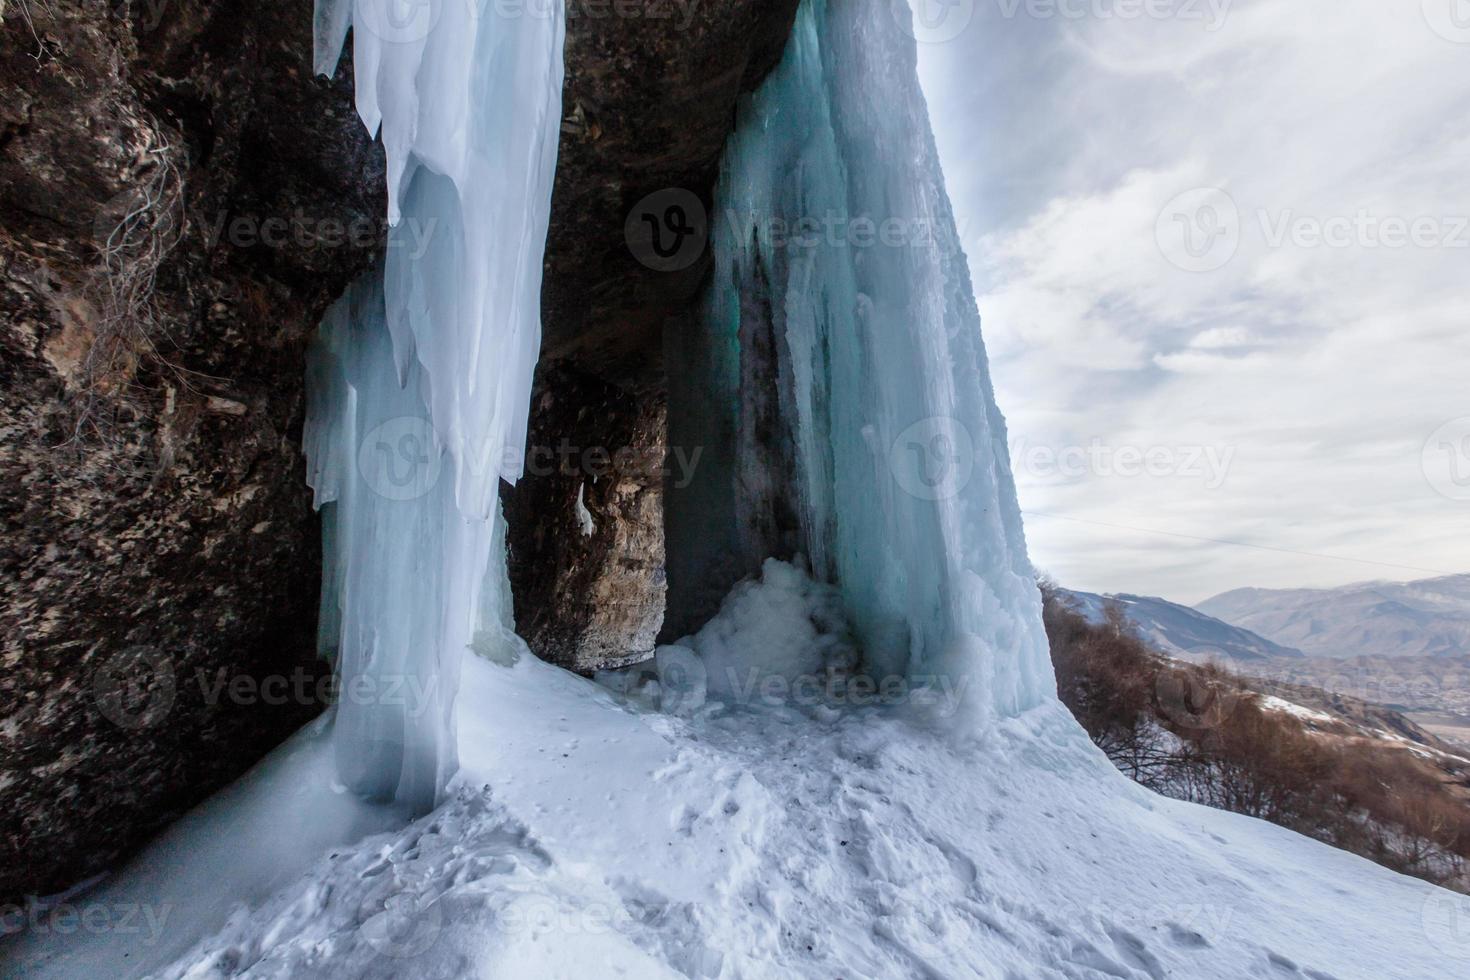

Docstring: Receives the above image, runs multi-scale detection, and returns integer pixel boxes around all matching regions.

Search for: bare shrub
[1041,583,1470,892]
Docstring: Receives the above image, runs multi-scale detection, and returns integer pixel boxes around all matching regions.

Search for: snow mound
[679,558,857,704]
[603,560,976,720]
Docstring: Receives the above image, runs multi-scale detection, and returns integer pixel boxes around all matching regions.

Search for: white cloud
[917,0,1470,602]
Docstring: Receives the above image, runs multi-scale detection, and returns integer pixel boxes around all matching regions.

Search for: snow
[1256,694,1337,727]
[1,716,413,976]
[11,644,1467,978]
[677,559,856,705]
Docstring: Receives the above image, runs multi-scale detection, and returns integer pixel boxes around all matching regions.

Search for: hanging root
[66,128,194,449]
[3,0,57,60]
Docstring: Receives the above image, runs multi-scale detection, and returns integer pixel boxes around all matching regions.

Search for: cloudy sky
[910,0,1470,603]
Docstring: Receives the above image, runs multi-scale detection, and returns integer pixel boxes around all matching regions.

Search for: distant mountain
[1199,574,1470,660]
[1061,589,1304,662]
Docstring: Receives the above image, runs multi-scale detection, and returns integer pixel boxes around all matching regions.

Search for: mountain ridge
[1200,573,1470,660]
[1060,589,1305,662]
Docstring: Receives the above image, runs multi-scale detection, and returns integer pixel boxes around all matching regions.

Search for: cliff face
[0,0,797,901]
[0,0,385,903]
[508,0,802,668]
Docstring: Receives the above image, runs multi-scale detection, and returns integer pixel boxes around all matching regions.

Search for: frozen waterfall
[667,0,1055,725]
[304,0,565,809]
[304,0,1051,813]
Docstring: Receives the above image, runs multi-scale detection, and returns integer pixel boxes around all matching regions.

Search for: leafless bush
[1041,583,1470,892]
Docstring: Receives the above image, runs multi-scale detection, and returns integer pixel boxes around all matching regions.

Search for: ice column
[670,0,1054,724]
[305,0,565,808]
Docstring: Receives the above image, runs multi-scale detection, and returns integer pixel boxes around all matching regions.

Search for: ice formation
[667,0,1053,726]
[303,0,565,809]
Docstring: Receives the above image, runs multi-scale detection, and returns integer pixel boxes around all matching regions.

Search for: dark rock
[508,0,801,666]
[544,0,801,380]
[1,0,388,903]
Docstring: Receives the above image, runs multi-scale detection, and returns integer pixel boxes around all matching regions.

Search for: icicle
[305,1,565,809]
[669,0,1054,726]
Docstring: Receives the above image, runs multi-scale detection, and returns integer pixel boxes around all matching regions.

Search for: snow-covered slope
[1200,574,1470,660]
[8,576,1466,978]
[1062,589,1304,662]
